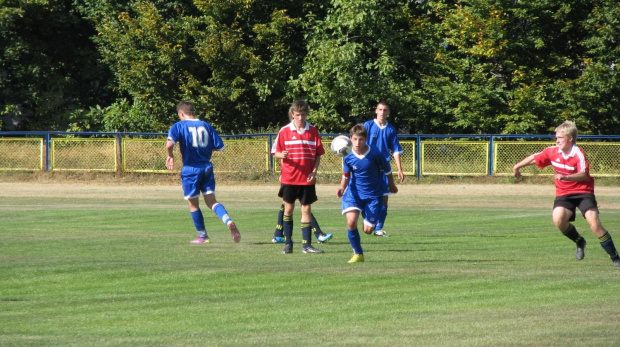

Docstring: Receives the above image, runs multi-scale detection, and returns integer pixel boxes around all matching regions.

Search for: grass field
[1,182,620,346]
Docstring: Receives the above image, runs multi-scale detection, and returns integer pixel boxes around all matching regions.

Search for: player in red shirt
[513,121,619,267]
[273,100,325,254]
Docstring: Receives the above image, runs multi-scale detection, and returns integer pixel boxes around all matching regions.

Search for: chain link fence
[1,132,619,178]
[0,138,44,170]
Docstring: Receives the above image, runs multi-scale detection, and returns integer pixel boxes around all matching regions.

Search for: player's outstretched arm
[512,154,536,179]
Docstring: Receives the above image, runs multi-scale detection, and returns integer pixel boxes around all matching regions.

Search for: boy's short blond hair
[555,121,578,142]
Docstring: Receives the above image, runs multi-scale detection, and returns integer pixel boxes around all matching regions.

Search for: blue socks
[375,205,388,231]
[190,209,207,239]
[599,233,620,260]
[348,229,363,255]
[283,215,293,245]
[310,214,322,238]
[274,204,284,238]
[212,203,232,226]
[302,222,311,249]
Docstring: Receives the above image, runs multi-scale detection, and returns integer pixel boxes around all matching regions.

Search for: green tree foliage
[0,0,110,131]
[2,0,620,135]
[292,0,421,133]
[76,0,325,133]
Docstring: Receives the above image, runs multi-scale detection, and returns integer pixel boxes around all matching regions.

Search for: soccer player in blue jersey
[166,101,241,244]
[336,124,398,263]
[363,101,404,237]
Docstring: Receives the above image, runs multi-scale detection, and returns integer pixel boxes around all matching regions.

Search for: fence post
[115,134,123,175]
[489,136,495,176]
[44,133,51,171]
[416,135,421,180]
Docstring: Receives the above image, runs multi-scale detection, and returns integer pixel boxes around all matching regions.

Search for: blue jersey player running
[363,101,404,237]
[336,124,398,263]
[166,101,241,244]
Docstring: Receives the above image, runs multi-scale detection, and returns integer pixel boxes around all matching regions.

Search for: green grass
[1,183,620,346]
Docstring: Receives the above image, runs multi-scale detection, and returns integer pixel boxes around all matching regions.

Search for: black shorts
[278,184,318,205]
[553,193,598,221]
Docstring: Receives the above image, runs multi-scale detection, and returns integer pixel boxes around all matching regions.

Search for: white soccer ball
[330,135,352,157]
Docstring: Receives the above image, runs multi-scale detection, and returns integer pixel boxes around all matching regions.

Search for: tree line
[1,0,618,135]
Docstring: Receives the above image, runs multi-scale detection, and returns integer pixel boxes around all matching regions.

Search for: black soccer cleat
[575,238,586,260]
[282,243,293,254]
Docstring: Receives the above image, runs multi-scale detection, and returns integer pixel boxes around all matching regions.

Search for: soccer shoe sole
[228,222,241,243]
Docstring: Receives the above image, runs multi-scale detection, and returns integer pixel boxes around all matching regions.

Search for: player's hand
[389,185,398,194]
[398,170,405,183]
[165,156,174,170]
[513,167,522,179]
[307,172,316,183]
[281,151,288,159]
[336,188,344,198]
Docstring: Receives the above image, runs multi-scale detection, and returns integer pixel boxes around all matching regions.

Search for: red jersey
[534,145,594,197]
[275,122,324,185]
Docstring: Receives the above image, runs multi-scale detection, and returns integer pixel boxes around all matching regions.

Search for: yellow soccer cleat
[348,254,364,263]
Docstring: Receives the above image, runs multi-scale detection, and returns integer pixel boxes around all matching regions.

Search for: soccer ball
[330,135,352,157]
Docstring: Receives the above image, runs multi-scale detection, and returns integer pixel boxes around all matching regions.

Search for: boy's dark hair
[350,123,367,138]
[176,101,194,115]
[289,100,309,115]
[377,100,390,109]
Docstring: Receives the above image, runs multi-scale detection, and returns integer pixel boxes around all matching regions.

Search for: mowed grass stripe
[1,183,620,346]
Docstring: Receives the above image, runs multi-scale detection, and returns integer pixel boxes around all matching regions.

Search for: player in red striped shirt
[513,121,619,267]
[273,100,325,254]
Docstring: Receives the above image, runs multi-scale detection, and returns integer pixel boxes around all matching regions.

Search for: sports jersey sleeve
[377,149,393,175]
[389,129,403,156]
[314,129,325,156]
[270,134,279,154]
[167,124,179,143]
[208,124,225,151]
[534,147,553,169]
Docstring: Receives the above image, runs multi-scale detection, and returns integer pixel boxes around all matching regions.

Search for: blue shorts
[341,189,382,227]
[380,174,390,196]
[180,163,215,200]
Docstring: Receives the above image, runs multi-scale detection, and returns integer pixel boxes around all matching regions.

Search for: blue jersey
[364,119,403,162]
[343,146,392,199]
[167,119,225,166]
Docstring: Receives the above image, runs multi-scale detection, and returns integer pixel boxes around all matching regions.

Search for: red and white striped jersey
[534,145,594,196]
[275,122,324,185]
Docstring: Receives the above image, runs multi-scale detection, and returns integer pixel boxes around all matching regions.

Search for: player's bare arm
[274,151,288,159]
[307,155,320,183]
[165,140,175,170]
[336,175,349,198]
[555,171,589,182]
[394,153,404,182]
[512,154,536,179]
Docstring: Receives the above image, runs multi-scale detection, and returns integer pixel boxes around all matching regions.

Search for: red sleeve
[314,128,325,156]
[534,147,552,169]
[275,130,286,153]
